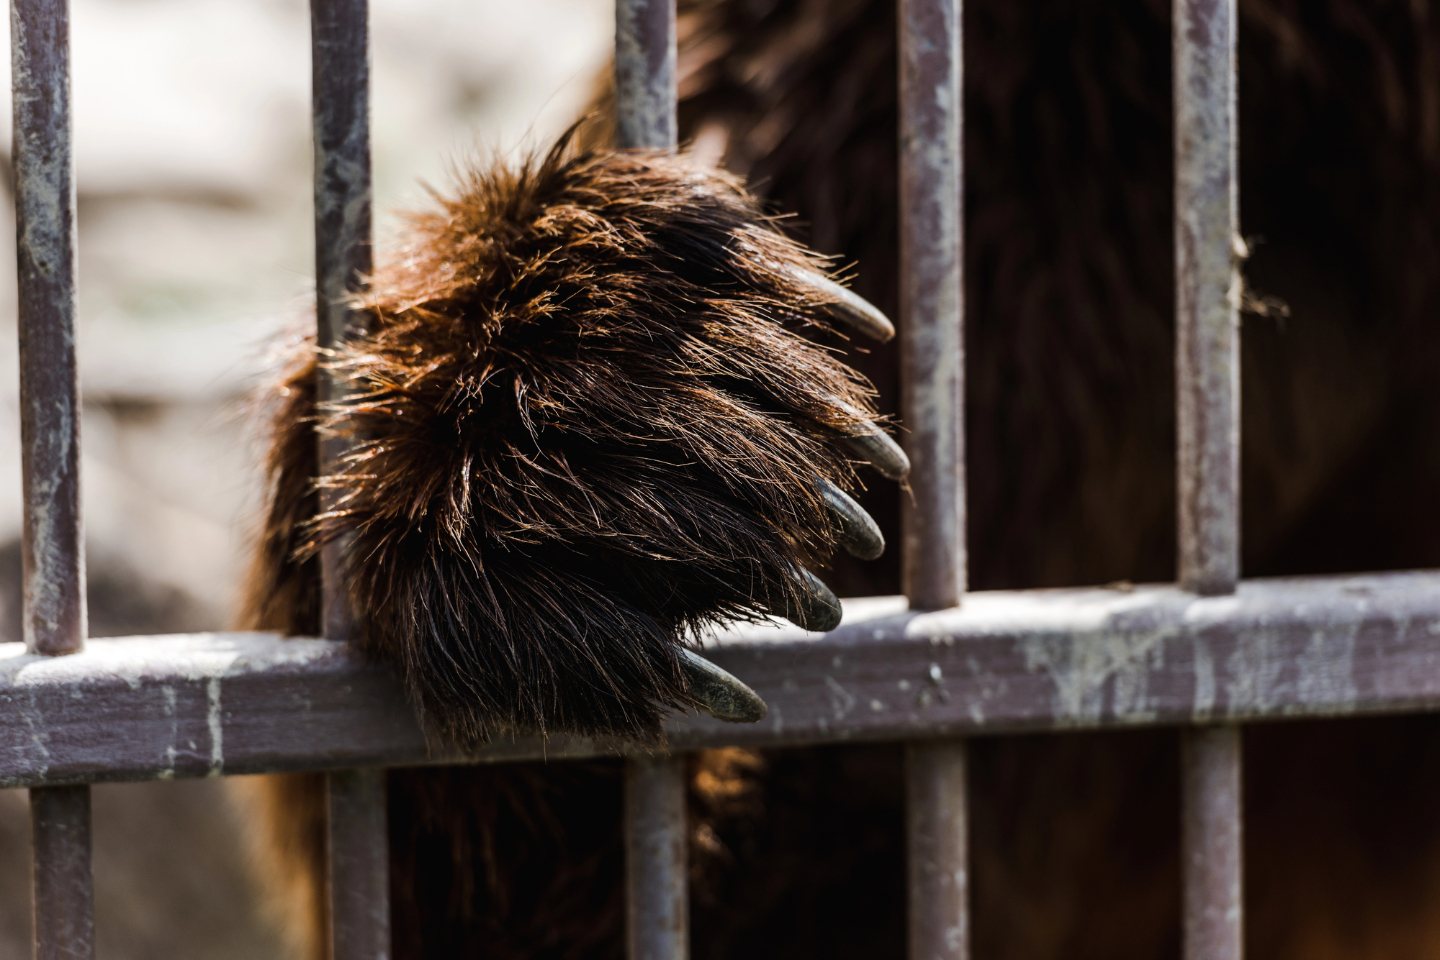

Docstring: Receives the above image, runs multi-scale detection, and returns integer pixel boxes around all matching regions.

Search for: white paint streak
[207,677,223,776]
[1019,626,1173,725]
[824,676,855,721]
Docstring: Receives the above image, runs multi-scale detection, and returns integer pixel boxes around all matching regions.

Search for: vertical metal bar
[1175,0,1239,597]
[327,769,390,960]
[1176,0,1243,953]
[31,786,93,960]
[625,755,688,960]
[13,4,95,959]
[900,1,968,957]
[13,0,84,657]
[311,0,373,642]
[311,2,388,959]
[899,0,965,610]
[615,6,686,959]
[614,0,676,151]
[1182,727,1243,960]
[906,742,969,960]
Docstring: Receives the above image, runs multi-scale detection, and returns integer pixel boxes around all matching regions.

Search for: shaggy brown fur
[252,140,885,745]
[241,0,1440,955]
[239,137,897,958]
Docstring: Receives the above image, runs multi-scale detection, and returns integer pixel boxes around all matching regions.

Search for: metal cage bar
[327,769,391,960]
[899,0,965,612]
[1182,727,1243,960]
[615,0,677,153]
[1175,0,1239,598]
[311,0,374,640]
[31,785,93,960]
[625,755,689,960]
[310,0,389,957]
[12,0,96,956]
[1174,0,1243,952]
[899,0,968,957]
[14,0,83,658]
[906,742,969,960]
[614,4,687,957]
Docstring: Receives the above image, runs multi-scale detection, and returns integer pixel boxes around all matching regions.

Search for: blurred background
[0,0,610,955]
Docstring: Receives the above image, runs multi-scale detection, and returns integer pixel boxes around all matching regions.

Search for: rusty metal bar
[1175,0,1240,597]
[614,0,676,151]
[311,2,387,958]
[1182,726,1243,960]
[13,0,84,657]
[327,769,390,960]
[906,741,968,960]
[625,754,688,960]
[899,0,965,610]
[615,4,687,958]
[30,785,93,960]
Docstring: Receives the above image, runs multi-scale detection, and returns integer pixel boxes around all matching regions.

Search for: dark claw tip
[678,647,768,723]
[783,568,843,632]
[822,397,911,480]
[818,477,885,560]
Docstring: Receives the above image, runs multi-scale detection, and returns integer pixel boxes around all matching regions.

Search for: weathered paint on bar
[310,2,386,957]
[13,0,84,657]
[327,769,391,960]
[31,785,93,960]
[0,571,1437,787]
[906,741,968,960]
[899,0,964,609]
[1175,0,1244,950]
[625,755,688,960]
[614,0,676,151]
[1175,0,1240,596]
[312,0,373,642]
[1182,726,1243,960]
[899,1,968,955]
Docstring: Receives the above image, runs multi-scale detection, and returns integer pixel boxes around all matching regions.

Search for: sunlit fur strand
[256,133,885,747]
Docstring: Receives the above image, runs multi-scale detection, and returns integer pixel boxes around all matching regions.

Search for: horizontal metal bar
[1,569,1439,787]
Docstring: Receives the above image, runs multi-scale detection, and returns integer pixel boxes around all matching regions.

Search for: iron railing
[6,0,1433,958]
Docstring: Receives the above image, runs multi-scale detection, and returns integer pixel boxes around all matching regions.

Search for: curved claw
[795,269,896,342]
[678,647,768,723]
[818,477,885,560]
[837,427,911,481]
[768,568,843,632]
[820,397,911,480]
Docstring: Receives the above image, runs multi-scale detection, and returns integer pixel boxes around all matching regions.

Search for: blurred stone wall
[0,0,610,956]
